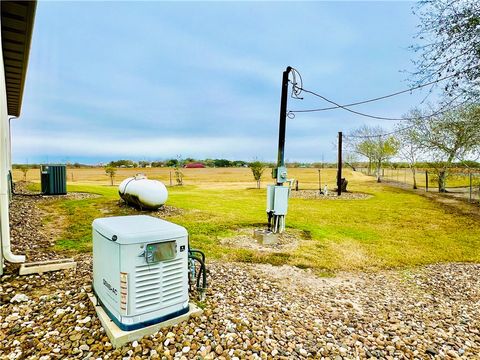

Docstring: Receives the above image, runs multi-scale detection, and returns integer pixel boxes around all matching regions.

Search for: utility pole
[267,66,293,234]
[337,131,343,196]
[275,66,291,183]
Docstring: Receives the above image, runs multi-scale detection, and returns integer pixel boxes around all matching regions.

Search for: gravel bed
[116,201,184,218]
[13,181,100,201]
[1,195,479,359]
[290,190,372,200]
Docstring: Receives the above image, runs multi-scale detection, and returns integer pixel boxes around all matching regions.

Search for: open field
[13,167,342,190]
[14,167,480,273]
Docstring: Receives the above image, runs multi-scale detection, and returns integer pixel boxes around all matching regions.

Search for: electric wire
[289,65,479,113]
[344,124,416,139]
[344,98,472,139]
[290,86,464,121]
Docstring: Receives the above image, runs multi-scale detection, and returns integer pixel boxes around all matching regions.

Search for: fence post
[425,171,429,192]
[169,171,172,186]
[469,173,472,202]
[318,169,321,194]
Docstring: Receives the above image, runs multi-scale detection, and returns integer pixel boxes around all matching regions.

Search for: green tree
[105,166,116,186]
[373,136,400,183]
[402,105,480,192]
[20,165,29,181]
[166,159,178,167]
[174,166,184,186]
[213,159,231,167]
[249,161,266,189]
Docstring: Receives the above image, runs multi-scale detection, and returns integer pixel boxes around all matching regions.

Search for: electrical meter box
[266,185,290,215]
[92,215,189,331]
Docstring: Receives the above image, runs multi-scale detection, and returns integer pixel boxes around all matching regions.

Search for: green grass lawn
[35,177,480,273]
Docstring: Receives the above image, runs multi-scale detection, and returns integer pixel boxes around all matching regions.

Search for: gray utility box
[266,185,289,215]
[41,165,67,195]
[92,215,189,331]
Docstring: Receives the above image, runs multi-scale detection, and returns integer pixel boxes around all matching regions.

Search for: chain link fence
[358,167,480,204]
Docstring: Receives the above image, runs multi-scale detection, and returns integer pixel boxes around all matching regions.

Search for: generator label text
[103,279,118,296]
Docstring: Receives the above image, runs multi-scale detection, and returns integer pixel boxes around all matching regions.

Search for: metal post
[469,172,472,202]
[337,131,343,196]
[169,171,172,186]
[276,66,292,182]
[425,171,429,192]
[318,169,321,194]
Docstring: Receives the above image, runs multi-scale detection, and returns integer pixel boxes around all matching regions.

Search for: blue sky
[12,1,436,164]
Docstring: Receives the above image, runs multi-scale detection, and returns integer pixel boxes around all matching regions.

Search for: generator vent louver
[135,263,162,311]
[134,257,184,311]
[162,258,184,303]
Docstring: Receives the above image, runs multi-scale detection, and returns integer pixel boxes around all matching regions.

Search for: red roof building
[184,162,206,168]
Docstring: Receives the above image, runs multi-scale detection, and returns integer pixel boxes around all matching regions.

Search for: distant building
[184,162,205,168]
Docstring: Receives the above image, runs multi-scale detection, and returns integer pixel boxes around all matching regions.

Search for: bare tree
[396,122,423,189]
[344,152,359,171]
[347,126,399,182]
[411,0,480,98]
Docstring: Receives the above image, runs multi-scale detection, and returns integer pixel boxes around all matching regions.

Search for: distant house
[184,162,205,168]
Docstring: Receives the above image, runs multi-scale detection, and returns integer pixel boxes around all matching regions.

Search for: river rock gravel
[1,194,479,359]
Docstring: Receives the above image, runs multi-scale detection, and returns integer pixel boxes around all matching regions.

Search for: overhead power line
[289,65,479,114]
[344,98,472,139]
[344,125,416,139]
[290,87,465,121]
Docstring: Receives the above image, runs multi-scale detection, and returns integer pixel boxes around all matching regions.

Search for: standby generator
[92,215,190,331]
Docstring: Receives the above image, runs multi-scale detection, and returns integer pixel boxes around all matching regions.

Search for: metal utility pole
[275,66,291,182]
[267,66,293,234]
[337,131,343,196]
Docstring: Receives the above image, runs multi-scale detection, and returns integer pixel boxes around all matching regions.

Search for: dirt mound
[220,228,303,252]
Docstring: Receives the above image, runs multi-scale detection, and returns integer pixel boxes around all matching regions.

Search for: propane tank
[118,174,168,210]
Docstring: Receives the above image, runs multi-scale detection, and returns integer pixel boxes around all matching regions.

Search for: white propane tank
[118,174,168,210]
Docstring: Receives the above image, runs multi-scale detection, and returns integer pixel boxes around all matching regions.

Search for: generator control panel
[145,240,177,263]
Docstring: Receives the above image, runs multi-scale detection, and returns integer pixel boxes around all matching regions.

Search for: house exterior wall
[0,16,8,274]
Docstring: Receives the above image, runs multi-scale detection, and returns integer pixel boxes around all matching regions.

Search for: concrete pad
[88,293,203,348]
[19,258,76,275]
[253,229,278,245]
